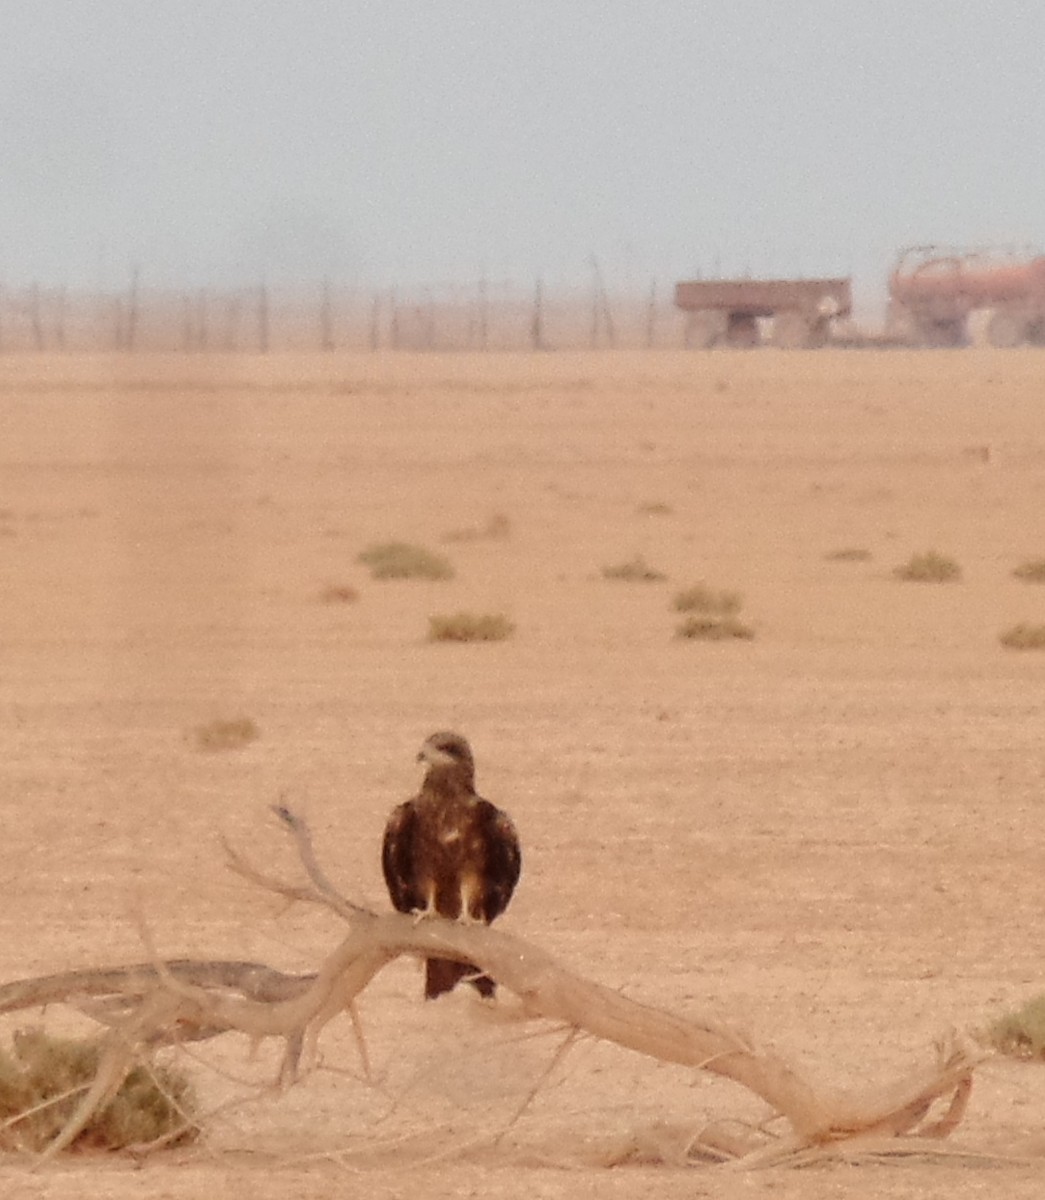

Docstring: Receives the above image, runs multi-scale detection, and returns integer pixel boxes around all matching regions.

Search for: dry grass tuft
[985,995,1045,1059]
[357,541,454,580]
[673,583,742,615]
[676,614,755,641]
[427,611,516,642]
[999,623,1045,651]
[1012,558,1045,583]
[318,583,359,604]
[0,1029,197,1153]
[193,716,259,752]
[442,512,513,542]
[636,501,673,516]
[823,547,873,563]
[601,554,667,582]
[892,550,962,583]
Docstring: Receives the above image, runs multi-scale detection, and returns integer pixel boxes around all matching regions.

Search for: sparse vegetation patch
[427,611,515,642]
[892,550,962,583]
[357,541,454,580]
[985,994,1045,1059]
[676,614,755,641]
[1012,559,1045,583]
[999,623,1045,650]
[193,716,259,752]
[0,1029,197,1153]
[823,547,873,562]
[601,554,666,582]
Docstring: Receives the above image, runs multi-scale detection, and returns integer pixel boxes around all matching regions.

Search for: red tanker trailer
[888,245,1045,347]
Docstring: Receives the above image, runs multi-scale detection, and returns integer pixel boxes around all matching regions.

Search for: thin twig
[495,1024,580,1140]
[270,804,376,922]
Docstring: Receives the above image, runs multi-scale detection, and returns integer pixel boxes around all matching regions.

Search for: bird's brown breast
[414,798,487,919]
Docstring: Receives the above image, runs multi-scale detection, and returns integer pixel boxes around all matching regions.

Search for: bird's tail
[424,957,496,1000]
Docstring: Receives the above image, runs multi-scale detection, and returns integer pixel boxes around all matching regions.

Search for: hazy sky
[2,2,1043,309]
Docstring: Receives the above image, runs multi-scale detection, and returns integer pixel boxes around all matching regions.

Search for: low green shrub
[999,623,1045,650]
[892,550,962,583]
[675,615,755,641]
[601,555,666,582]
[428,612,515,642]
[358,542,454,580]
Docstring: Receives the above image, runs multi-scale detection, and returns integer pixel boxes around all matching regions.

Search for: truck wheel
[726,312,760,348]
[685,310,727,349]
[918,318,966,348]
[771,311,813,349]
[986,310,1027,348]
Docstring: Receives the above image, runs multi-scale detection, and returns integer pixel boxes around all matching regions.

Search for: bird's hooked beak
[417,740,456,770]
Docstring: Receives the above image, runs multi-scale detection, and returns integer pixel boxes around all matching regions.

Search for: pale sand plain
[0,348,1044,1198]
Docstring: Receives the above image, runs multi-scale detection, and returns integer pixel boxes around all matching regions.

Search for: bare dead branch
[0,961,315,1017]
[0,806,987,1164]
[270,804,376,922]
[222,833,346,916]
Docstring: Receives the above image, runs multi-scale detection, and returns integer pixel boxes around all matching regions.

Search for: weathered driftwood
[0,805,983,1164]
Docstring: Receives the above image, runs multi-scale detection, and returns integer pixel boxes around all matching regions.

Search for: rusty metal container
[888,246,1045,347]
[890,249,1045,308]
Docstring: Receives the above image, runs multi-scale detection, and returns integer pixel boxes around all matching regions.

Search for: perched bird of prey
[382,731,522,1000]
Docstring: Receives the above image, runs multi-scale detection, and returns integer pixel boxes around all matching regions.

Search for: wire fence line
[0,279,691,353]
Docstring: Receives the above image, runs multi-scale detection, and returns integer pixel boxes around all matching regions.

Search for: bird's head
[417,730,475,779]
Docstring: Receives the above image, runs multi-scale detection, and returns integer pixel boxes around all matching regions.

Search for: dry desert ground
[1,348,1044,1198]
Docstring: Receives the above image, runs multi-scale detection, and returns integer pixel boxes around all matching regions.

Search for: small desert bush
[357,541,454,580]
[999,623,1045,650]
[892,550,962,583]
[636,501,673,516]
[1012,559,1045,583]
[675,614,755,641]
[193,716,259,752]
[672,583,742,615]
[823,547,873,563]
[318,583,359,604]
[985,994,1045,1060]
[601,554,666,582]
[427,612,515,643]
[442,512,512,542]
[0,1029,198,1152]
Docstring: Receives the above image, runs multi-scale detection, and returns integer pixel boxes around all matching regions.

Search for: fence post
[224,294,242,352]
[29,284,46,351]
[531,278,545,351]
[320,278,335,351]
[645,278,657,348]
[257,283,269,353]
[389,288,400,350]
[477,277,489,351]
[589,256,616,348]
[197,289,209,351]
[423,288,436,349]
[54,287,67,350]
[126,266,140,351]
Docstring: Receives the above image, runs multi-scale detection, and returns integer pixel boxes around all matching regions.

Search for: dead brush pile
[0,1029,197,1153]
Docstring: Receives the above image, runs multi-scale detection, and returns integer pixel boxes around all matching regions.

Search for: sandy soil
[1,348,1044,1198]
